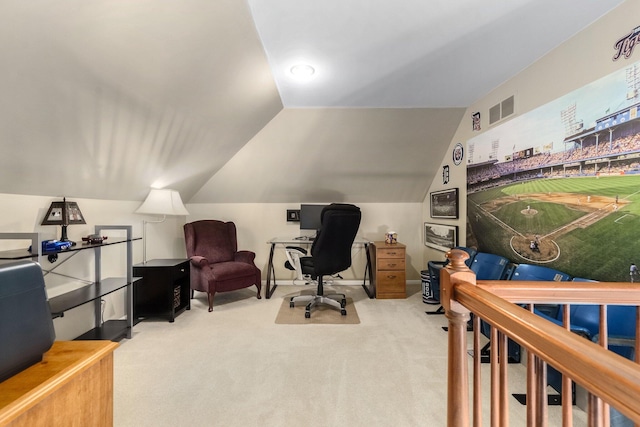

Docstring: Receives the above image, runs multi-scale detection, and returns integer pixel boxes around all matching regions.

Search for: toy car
[82,234,107,244]
[27,240,73,263]
[39,240,73,252]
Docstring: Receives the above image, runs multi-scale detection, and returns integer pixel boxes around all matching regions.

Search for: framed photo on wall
[430,188,459,219]
[424,222,458,252]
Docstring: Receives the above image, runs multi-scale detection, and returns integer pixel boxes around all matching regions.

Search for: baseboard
[263,279,421,286]
[263,279,372,286]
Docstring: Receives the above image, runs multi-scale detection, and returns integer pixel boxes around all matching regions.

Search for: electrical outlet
[287,209,300,222]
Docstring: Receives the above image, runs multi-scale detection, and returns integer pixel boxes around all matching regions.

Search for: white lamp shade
[135,189,189,216]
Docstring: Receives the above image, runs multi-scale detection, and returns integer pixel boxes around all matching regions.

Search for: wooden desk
[0,340,118,427]
[264,237,373,299]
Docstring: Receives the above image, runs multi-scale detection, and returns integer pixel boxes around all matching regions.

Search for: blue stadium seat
[534,274,635,412]
[467,252,520,362]
[508,264,571,282]
[470,252,510,280]
[425,246,477,306]
[552,304,637,358]
[509,264,571,318]
[481,261,570,365]
[537,301,637,409]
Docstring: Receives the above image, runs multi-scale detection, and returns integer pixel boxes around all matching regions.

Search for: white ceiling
[249,0,626,108]
[0,1,627,204]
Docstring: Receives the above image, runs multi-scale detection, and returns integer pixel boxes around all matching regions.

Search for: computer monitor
[299,204,328,231]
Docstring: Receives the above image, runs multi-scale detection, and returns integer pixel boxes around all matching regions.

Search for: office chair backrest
[310,203,361,276]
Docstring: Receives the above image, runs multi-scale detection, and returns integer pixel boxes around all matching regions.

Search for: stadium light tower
[491,140,499,161]
[560,102,583,138]
[627,63,640,101]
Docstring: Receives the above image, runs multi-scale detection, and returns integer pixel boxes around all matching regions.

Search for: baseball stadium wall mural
[467,60,640,282]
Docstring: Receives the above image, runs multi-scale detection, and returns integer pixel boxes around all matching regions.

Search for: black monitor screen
[299,204,328,230]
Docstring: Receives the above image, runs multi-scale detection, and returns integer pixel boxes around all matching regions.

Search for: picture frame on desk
[424,222,458,252]
[430,188,459,219]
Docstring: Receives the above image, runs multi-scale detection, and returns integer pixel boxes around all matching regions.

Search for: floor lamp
[135,188,189,263]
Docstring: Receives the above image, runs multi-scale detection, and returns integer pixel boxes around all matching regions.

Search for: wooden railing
[442,249,640,427]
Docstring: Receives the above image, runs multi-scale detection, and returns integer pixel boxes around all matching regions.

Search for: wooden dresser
[370,241,406,299]
[0,340,118,427]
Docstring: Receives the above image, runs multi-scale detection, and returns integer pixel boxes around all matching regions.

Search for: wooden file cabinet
[370,241,406,299]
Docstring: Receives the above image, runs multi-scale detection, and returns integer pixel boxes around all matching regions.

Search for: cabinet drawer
[377,258,405,271]
[377,271,406,287]
[135,262,189,281]
[376,247,405,259]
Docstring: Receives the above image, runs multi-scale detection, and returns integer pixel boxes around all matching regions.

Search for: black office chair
[284,246,310,283]
[284,246,344,284]
[289,203,362,318]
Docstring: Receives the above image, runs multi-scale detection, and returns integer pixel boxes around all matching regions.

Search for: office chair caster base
[292,293,348,318]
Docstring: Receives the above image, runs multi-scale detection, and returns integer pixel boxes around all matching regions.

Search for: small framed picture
[430,188,459,219]
[424,223,458,252]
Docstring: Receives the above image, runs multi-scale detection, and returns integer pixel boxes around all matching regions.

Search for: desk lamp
[135,188,189,263]
[41,197,86,245]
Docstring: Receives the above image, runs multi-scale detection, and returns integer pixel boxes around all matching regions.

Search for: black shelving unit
[75,320,131,341]
[0,226,140,341]
[49,278,132,317]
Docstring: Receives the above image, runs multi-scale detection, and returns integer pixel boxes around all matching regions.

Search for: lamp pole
[141,215,166,264]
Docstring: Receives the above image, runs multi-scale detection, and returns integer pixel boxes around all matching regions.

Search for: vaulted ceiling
[0,0,625,204]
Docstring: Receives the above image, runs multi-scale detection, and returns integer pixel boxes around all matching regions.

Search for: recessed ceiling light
[289,64,315,78]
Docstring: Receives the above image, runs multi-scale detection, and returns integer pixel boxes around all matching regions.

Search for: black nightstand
[133,259,190,323]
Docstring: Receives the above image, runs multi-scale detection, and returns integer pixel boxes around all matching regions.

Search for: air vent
[489,95,515,125]
[489,104,501,124]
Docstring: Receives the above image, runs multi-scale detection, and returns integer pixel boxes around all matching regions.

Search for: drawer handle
[388,263,396,267]
[388,252,397,255]
[387,275,396,279]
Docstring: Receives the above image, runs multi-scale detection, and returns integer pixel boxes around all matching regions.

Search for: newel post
[441,249,475,427]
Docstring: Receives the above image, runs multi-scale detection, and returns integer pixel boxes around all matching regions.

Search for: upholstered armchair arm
[189,255,210,268]
[235,250,256,264]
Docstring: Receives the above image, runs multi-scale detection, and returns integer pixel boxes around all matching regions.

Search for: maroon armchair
[184,220,262,312]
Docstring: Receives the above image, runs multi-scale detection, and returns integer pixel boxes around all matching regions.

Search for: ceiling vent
[489,95,515,125]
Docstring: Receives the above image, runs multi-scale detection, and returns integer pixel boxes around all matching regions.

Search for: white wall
[423,0,639,265]
[186,202,425,281]
[0,194,422,338]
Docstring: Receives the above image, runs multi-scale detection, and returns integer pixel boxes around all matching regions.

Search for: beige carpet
[275,291,360,324]
[113,283,588,426]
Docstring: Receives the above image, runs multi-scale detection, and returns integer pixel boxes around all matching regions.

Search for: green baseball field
[467,175,640,282]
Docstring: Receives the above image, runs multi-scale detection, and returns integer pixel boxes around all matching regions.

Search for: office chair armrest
[427,260,447,269]
[189,255,210,268]
[235,250,256,264]
[285,246,308,256]
[593,334,636,348]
